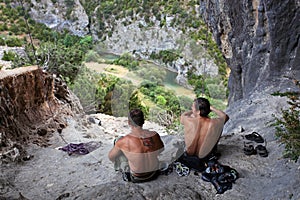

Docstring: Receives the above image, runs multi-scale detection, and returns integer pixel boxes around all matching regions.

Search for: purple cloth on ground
[59,141,101,155]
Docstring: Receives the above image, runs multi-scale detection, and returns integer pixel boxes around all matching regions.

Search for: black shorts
[177,152,207,172]
[122,170,159,183]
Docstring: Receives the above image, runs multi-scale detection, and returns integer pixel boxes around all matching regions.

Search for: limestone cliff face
[25,0,89,36]
[202,0,300,104]
[0,66,83,161]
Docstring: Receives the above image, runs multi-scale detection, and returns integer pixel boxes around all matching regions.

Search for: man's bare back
[180,98,229,158]
[108,109,164,178]
[113,130,164,174]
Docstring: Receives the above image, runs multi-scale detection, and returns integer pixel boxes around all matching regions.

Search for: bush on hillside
[84,50,100,62]
[135,65,166,85]
[271,78,300,162]
[5,37,23,47]
[2,50,16,61]
[112,53,139,71]
[69,67,101,113]
[0,37,5,45]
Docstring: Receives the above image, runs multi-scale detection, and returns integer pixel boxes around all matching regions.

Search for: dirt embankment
[0,66,83,163]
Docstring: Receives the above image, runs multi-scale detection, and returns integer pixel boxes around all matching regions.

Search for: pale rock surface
[2,93,300,200]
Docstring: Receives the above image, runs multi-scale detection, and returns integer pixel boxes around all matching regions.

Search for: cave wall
[0,66,83,160]
[202,0,300,104]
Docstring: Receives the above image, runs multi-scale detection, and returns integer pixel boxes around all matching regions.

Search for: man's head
[128,108,145,127]
[193,97,210,117]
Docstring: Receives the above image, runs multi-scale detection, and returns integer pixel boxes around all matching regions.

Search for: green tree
[2,50,16,61]
[187,73,210,97]
[35,42,84,83]
[113,53,139,70]
[271,78,300,161]
[80,35,93,50]
[129,90,149,117]
[5,37,23,47]
[69,67,100,113]
[96,73,120,114]
[84,50,100,62]
[156,95,167,106]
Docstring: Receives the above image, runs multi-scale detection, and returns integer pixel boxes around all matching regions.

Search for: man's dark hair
[128,109,145,127]
[194,97,210,117]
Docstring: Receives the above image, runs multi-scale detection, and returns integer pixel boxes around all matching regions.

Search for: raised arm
[180,110,193,124]
[155,133,165,154]
[210,106,229,124]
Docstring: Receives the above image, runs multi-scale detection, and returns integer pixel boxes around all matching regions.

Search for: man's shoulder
[211,116,226,123]
[118,134,141,143]
[115,135,129,146]
[144,130,162,139]
[115,135,135,151]
[118,134,135,142]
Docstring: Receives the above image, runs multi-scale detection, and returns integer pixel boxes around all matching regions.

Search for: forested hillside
[0,0,229,130]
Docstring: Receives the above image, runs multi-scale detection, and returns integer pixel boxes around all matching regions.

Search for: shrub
[112,53,139,71]
[2,50,16,61]
[156,95,167,106]
[148,107,177,129]
[271,78,300,162]
[187,73,210,97]
[9,24,21,35]
[84,50,100,62]
[79,35,93,50]
[207,83,227,99]
[5,37,23,47]
[69,67,100,113]
[0,37,5,45]
[178,95,193,111]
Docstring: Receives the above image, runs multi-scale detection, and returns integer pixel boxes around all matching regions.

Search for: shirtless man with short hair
[108,109,164,182]
[178,97,229,171]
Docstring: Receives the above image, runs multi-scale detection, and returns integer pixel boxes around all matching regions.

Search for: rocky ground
[1,92,300,200]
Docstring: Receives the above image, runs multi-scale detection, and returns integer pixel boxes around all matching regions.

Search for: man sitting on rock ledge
[108,108,165,183]
[178,97,229,171]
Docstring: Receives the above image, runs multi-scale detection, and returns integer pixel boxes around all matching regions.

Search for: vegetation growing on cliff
[271,78,300,162]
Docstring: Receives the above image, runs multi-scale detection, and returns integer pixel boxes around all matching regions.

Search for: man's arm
[156,134,165,153]
[108,142,123,162]
[210,106,229,123]
[180,110,193,124]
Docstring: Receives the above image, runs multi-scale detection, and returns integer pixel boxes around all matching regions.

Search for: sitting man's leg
[114,152,132,181]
